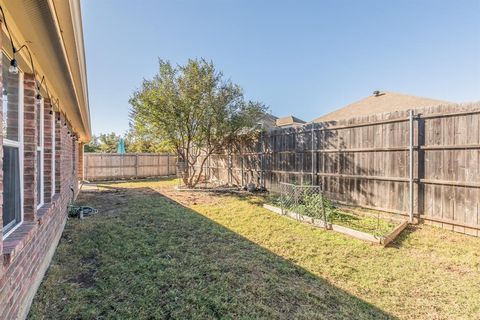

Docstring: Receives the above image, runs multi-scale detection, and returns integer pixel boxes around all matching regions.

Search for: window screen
[3,146,21,232]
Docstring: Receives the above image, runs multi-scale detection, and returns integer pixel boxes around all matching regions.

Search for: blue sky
[82,0,480,136]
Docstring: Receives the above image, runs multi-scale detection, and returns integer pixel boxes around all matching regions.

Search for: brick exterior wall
[0,67,81,320]
[78,142,84,181]
[23,73,37,222]
[55,113,62,195]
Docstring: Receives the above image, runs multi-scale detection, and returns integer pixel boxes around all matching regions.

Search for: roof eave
[1,0,91,142]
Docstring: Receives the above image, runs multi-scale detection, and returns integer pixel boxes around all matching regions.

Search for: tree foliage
[125,126,172,153]
[129,58,266,187]
[84,136,101,153]
[84,129,172,154]
[84,133,123,153]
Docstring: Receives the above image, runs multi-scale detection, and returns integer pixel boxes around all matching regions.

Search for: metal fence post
[311,123,315,185]
[260,131,264,188]
[321,192,328,228]
[280,183,284,215]
[408,110,414,223]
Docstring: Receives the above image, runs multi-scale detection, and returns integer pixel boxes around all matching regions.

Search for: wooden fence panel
[82,104,480,234]
[84,153,176,181]
[208,103,480,235]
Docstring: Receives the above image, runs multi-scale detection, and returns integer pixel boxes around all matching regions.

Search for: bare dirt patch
[152,185,234,206]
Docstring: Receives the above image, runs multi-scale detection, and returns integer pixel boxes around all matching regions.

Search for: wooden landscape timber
[262,204,409,246]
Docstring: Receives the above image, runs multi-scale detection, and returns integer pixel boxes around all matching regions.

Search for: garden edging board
[262,204,408,246]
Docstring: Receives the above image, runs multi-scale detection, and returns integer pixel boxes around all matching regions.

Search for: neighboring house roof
[4,0,91,142]
[276,116,306,127]
[313,91,450,123]
[258,113,278,129]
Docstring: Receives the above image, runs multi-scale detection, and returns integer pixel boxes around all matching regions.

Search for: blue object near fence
[117,138,126,154]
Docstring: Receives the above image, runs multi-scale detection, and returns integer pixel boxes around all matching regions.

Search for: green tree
[85,132,129,153]
[130,58,266,188]
[97,132,122,153]
[84,135,100,153]
[125,125,172,153]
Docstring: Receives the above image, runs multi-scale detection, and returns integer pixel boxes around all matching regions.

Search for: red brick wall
[54,113,62,195]
[0,69,81,319]
[23,73,37,222]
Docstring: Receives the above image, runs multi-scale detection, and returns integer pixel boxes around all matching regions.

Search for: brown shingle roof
[276,116,306,127]
[313,91,451,123]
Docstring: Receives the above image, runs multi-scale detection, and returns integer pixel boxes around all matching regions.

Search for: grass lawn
[328,210,397,236]
[29,179,480,319]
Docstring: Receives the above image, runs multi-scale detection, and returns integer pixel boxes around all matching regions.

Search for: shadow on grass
[29,185,394,320]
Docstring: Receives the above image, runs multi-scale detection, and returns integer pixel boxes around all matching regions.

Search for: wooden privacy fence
[208,103,480,236]
[84,153,177,181]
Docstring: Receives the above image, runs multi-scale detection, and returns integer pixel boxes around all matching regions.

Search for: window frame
[2,65,24,238]
[36,98,44,209]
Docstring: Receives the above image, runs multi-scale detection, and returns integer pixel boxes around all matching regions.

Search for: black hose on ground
[68,205,98,219]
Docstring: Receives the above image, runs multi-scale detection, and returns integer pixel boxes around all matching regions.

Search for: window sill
[3,195,63,268]
[3,221,38,267]
[37,203,52,224]
[37,194,61,225]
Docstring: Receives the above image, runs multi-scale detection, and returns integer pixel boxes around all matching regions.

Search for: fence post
[135,154,139,179]
[207,150,211,182]
[84,154,87,181]
[260,133,263,188]
[241,155,244,186]
[167,153,170,176]
[228,147,232,185]
[317,127,322,191]
[261,131,265,188]
[408,110,414,223]
[311,123,315,185]
[417,116,425,220]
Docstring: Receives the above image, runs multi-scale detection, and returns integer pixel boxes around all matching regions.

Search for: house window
[2,53,24,236]
[51,111,55,196]
[36,98,44,208]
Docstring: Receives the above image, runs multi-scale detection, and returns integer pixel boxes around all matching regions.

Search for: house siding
[0,55,81,320]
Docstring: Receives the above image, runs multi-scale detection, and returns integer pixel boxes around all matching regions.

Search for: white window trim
[37,98,44,209]
[51,111,55,197]
[3,72,24,239]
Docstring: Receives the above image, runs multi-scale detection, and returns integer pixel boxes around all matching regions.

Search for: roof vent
[373,90,381,96]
